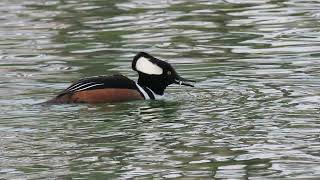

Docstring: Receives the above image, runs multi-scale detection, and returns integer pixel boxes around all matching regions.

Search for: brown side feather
[45,88,143,104]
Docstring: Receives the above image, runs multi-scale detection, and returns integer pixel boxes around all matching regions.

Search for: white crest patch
[135,57,163,75]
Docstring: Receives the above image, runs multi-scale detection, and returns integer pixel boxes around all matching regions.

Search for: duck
[45,52,194,104]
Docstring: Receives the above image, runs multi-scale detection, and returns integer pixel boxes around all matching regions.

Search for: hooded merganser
[45,52,195,104]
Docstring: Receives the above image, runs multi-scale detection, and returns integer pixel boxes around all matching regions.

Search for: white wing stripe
[66,82,91,90]
[66,82,86,90]
[67,82,96,91]
[74,83,105,92]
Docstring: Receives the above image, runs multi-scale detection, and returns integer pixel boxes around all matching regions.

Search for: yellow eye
[167,71,172,75]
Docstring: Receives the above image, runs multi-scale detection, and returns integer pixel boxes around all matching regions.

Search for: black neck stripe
[142,87,155,100]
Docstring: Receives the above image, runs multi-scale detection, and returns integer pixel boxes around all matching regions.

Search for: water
[1,0,320,179]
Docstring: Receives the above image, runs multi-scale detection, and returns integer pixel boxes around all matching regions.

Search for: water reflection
[1,0,320,179]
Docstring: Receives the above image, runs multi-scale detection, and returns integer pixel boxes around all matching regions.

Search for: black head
[132,52,195,95]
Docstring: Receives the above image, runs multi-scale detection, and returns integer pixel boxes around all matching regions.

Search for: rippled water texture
[1,0,320,179]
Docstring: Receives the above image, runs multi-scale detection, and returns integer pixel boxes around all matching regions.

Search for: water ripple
[1,0,320,179]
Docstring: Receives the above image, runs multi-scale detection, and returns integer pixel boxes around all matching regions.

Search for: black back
[57,74,137,97]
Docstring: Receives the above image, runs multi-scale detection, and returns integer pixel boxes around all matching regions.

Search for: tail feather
[41,94,73,105]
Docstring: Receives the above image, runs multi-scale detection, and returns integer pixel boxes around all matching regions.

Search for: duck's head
[132,52,195,95]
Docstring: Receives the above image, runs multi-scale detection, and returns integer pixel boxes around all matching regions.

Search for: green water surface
[1,0,320,179]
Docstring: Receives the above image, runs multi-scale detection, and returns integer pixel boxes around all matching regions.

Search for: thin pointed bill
[174,76,195,87]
